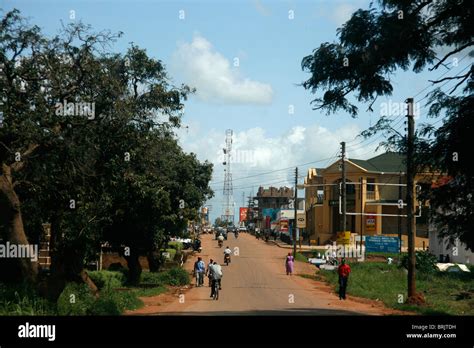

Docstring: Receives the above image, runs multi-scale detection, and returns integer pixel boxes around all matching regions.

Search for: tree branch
[430,42,474,71]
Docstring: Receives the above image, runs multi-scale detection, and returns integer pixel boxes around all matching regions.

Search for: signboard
[296,213,306,228]
[262,208,280,222]
[337,231,351,245]
[239,207,249,222]
[365,236,400,253]
[366,215,376,232]
[280,219,289,233]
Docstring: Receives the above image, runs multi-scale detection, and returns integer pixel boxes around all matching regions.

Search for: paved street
[129,233,402,315]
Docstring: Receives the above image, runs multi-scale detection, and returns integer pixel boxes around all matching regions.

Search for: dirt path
[126,233,408,315]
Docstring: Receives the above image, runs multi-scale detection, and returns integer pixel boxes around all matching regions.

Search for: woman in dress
[285,252,294,275]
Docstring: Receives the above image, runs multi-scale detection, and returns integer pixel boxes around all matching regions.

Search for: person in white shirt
[209,261,223,297]
[223,246,232,262]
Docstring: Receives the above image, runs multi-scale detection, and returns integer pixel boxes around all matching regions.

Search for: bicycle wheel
[213,283,219,300]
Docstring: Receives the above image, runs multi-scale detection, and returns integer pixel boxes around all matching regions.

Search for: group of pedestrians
[193,240,352,302]
[193,257,223,298]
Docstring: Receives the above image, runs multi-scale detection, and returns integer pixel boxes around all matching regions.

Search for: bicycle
[213,280,219,300]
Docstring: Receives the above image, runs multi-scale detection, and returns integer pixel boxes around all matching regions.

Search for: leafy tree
[301,0,473,252]
[0,10,213,295]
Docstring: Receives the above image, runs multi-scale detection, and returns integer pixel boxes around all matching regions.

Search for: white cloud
[178,122,382,220]
[332,4,357,26]
[172,35,273,105]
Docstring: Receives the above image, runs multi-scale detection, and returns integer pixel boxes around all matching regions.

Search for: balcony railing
[366,191,376,201]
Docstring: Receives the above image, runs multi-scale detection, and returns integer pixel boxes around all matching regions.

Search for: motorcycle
[193,240,202,253]
[235,232,239,239]
[218,240,223,248]
[224,253,231,266]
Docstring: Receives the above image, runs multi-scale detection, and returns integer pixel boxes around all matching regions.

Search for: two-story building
[304,152,430,247]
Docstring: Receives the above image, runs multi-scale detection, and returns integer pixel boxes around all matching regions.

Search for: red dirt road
[127,233,407,316]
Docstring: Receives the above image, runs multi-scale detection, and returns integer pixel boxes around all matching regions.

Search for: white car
[238,226,247,232]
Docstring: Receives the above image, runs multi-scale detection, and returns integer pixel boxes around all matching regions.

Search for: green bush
[168,241,183,252]
[0,283,56,316]
[57,282,96,316]
[140,267,190,286]
[141,271,163,285]
[166,267,190,286]
[89,290,143,315]
[88,270,126,290]
[89,295,122,315]
[401,250,438,274]
[165,248,177,261]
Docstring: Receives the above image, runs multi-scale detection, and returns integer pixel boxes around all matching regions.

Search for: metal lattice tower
[221,129,234,224]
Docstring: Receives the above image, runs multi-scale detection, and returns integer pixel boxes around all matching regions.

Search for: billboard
[262,208,280,222]
[365,236,400,253]
[280,219,289,233]
[239,207,249,222]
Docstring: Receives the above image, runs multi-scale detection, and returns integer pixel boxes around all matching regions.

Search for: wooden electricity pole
[406,98,417,300]
[293,167,298,257]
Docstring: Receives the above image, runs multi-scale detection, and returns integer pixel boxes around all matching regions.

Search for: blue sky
[3,0,470,222]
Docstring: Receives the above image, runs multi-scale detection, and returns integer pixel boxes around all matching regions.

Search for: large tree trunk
[147,250,162,272]
[124,250,142,285]
[45,220,98,300]
[0,163,38,284]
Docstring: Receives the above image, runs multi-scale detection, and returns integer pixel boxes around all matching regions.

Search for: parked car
[238,226,247,232]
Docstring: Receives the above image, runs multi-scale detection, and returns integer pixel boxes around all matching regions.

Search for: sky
[3,0,471,222]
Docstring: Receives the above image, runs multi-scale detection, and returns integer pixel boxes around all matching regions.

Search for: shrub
[401,250,438,274]
[140,267,190,286]
[165,248,177,261]
[89,290,143,315]
[141,271,163,285]
[168,241,183,252]
[0,283,56,316]
[88,270,125,290]
[57,283,96,316]
[165,267,190,286]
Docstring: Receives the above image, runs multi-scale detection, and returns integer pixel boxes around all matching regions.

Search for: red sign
[280,219,289,233]
[239,207,249,222]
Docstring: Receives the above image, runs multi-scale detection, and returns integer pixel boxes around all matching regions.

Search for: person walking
[206,258,214,287]
[337,258,351,300]
[285,252,294,276]
[194,257,205,287]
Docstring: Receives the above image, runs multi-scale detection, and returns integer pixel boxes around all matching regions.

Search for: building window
[366,178,375,200]
[367,178,375,192]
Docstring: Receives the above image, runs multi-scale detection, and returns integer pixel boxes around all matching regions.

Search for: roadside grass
[0,283,57,315]
[131,286,167,297]
[294,252,308,262]
[0,266,190,316]
[305,261,474,315]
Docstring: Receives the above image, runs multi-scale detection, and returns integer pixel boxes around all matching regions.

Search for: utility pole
[398,172,402,254]
[406,98,417,300]
[293,167,298,257]
[340,142,346,233]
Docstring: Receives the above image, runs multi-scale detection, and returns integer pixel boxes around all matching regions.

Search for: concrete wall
[429,231,473,264]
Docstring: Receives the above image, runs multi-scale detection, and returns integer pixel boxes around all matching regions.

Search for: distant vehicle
[238,226,247,232]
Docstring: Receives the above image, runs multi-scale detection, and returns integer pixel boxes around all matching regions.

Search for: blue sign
[365,236,400,253]
[262,208,280,222]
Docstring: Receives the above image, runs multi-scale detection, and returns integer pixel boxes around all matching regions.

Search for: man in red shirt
[338,258,351,300]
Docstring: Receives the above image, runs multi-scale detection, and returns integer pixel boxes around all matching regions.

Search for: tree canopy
[0,9,213,291]
[301,0,473,250]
